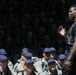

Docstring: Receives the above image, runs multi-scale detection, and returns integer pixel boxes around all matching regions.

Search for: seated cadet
[0,49,13,73]
[22,48,40,63]
[34,47,51,74]
[43,58,62,75]
[16,59,38,75]
[56,54,66,70]
[17,47,29,63]
[49,47,56,59]
[0,55,13,75]
[13,50,32,74]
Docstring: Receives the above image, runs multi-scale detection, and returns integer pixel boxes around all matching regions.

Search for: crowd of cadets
[0,0,75,75]
[0,48,66,75]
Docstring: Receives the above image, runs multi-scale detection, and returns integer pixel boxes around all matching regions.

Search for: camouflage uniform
[13,58,24,74]
[8,60,14,73]
[16,70,39,75]
[16,59,40,75]
[0,48,14,74]
[0,55,13,75]
[13,62,25,75]
[34,48,51,74]
[34,57,48,74]
[43,69,62,75]
[42,58,62,75]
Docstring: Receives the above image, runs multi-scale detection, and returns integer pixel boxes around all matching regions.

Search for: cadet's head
[21,51,32,67]
[0,55,8,70]
[68,4,76,21]
[48,58,56,71]
[49,47,56,59]
[22,47,29,52]
[43,47,51,60]
[24,59,34,73]
[21,51,32,62]
[57,54,66,66]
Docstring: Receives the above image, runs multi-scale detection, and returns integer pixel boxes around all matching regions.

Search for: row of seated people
[0,47,67,75]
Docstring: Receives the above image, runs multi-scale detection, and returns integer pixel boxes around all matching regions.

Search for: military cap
[22,48,29,52]
[22,51,32,57]
[24,59,34,65]
[58,54,66,60]
[48,58,55,64]
[43,47,51,52]
[49,47,56,52]
[0,55,8,60]
[0,49,7,55]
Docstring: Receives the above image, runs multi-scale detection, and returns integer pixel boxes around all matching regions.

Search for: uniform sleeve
[34,60,43,73]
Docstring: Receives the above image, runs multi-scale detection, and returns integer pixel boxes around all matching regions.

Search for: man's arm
[64,38,76,70]
[67,38,76,61]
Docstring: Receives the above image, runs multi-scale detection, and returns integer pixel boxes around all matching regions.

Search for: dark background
[0,0,75,62]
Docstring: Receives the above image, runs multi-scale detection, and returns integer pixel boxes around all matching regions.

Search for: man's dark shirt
[64,22,76,75]
[65,22,76,46]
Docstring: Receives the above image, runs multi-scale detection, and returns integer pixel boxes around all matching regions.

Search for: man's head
[68,4,76,21]
[49,47,56,59]
[21,51,32,66]
[43,47,51,60]
[57,54,66,66]
[24,59,34,73]
[21,48,32,61]
[47,58,56,71]
[0,55,8,71]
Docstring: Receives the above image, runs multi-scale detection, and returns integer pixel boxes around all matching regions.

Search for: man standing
[58,4,76,75]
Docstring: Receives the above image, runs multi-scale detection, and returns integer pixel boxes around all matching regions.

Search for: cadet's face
[68,7,76,21]
[21,55,27,66]
[24,64,34,72]
[0,60,7,70]
[48,62,56,71]
[50,51,56,59]
[58,59,64,66]
[21,55,27,62]
[21,55,31,66]
[43,52,50,60]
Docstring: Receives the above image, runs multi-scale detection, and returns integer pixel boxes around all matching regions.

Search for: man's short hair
[71,4,76,10]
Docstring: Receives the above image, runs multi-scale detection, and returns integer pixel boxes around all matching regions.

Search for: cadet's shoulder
[42,70,50,75]
[13,59,22,72]
[57,69,62,75]
[8,60,13,65]
[32,56,41,62]
[33,57,43,66]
